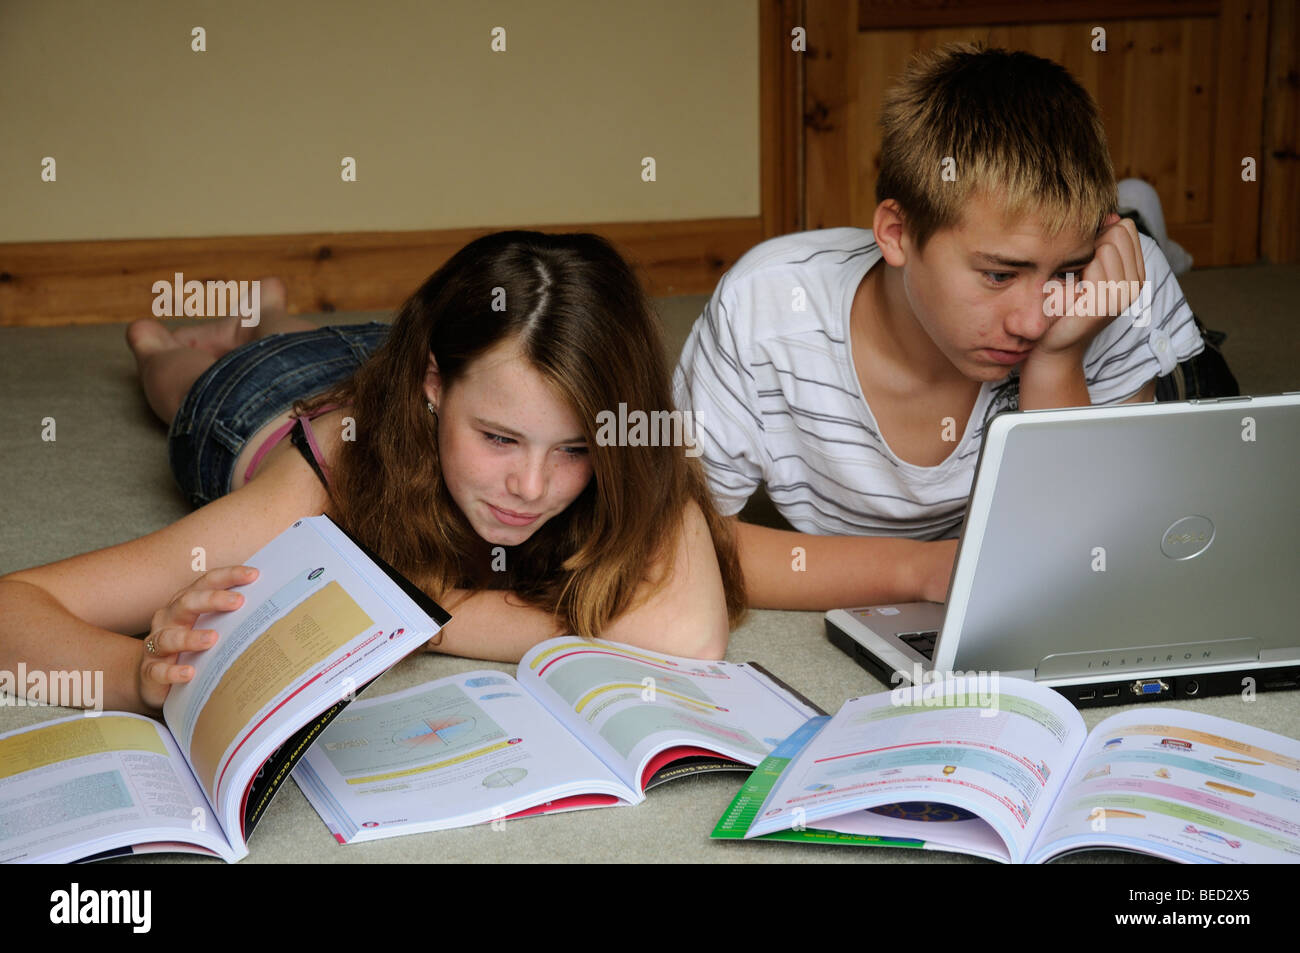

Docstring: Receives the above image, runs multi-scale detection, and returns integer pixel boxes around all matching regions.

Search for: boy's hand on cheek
[1019,214,1146,410]
[1032,212,1147,361]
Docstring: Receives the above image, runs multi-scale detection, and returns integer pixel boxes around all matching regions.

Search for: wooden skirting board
[0,217,764,327]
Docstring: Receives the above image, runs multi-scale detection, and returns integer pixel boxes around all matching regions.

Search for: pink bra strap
[242,403,343,485]
[243,419,296,485]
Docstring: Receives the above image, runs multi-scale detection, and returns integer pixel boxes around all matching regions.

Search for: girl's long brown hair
[295,230,746,638]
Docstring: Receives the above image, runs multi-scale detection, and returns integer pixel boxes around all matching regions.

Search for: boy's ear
[872,199,910,266]
[423,351,441,412]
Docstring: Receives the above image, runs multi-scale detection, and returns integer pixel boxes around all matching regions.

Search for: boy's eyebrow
[972,250,1095,270]
[476,417,586,444]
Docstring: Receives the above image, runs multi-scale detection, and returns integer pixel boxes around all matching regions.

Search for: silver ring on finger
[145,637,159,655]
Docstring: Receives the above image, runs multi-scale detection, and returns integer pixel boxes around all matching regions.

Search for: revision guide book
[711,676,1300,864]
[293,636,821,842]
[0,515,448,863]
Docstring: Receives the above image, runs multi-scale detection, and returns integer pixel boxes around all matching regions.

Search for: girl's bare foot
[170,277,288,358]
[125,318,181,361]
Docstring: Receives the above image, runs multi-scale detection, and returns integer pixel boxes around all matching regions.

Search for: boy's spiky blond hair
[875,42,1118,252]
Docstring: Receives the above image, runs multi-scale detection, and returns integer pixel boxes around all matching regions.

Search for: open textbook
[712,676,1300,863]
[293,637,820,842]
[0,516,447,863]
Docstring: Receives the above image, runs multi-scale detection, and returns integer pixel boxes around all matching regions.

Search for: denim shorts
[167,322,391,508]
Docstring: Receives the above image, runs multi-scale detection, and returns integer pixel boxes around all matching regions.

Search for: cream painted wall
[0,0,759,242]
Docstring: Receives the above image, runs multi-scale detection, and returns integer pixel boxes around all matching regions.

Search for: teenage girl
[0,231,745,714]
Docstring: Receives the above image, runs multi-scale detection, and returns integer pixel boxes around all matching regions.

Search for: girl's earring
[426,400,438,417]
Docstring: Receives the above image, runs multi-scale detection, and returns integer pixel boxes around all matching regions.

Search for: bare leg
[125,320,218,426]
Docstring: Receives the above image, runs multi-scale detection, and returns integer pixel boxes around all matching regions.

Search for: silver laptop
[826,393,1300,707]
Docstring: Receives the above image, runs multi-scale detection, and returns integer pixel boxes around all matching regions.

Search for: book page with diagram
[293,670,634,843]
[1029,707,1300,863]
[518,638,819,791]
[742,677,1088,863]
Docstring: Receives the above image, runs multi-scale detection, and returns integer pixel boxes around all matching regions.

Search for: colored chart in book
[482,768,529,788]
[1076,777,1297,828]
[544,658,719,710]
[808,744,1048,801]
[529,639,720,675]
[528,641,768,760]
[1082,749,1299,800]
[1113,724,1300,771]
[318,683,507,778]
[856,693,1071,744]
[396,716,476,747]
[1058,792,1299,854]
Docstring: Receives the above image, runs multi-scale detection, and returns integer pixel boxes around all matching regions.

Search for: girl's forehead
[452,343,585,441]
[457,340,547,396]
[462,336,529,375]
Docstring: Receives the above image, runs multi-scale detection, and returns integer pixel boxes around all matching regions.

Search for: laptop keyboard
[899,630,939,660]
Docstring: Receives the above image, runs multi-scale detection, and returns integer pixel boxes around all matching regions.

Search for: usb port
[1102,688,1121,699]
[1079,690,1096,701]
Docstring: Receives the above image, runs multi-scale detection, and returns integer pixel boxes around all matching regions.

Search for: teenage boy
[674,43,1206,610]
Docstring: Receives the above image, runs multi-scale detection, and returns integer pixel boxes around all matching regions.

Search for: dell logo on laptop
[1161,516,1215,559]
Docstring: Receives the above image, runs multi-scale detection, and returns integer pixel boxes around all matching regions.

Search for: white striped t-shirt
[672,227,1205,539]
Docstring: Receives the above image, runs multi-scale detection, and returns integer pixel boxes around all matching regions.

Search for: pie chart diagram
[395,716,476,746]
[482,768,529,788]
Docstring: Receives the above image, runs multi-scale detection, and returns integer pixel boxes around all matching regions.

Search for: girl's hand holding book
[137,565,259,711]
